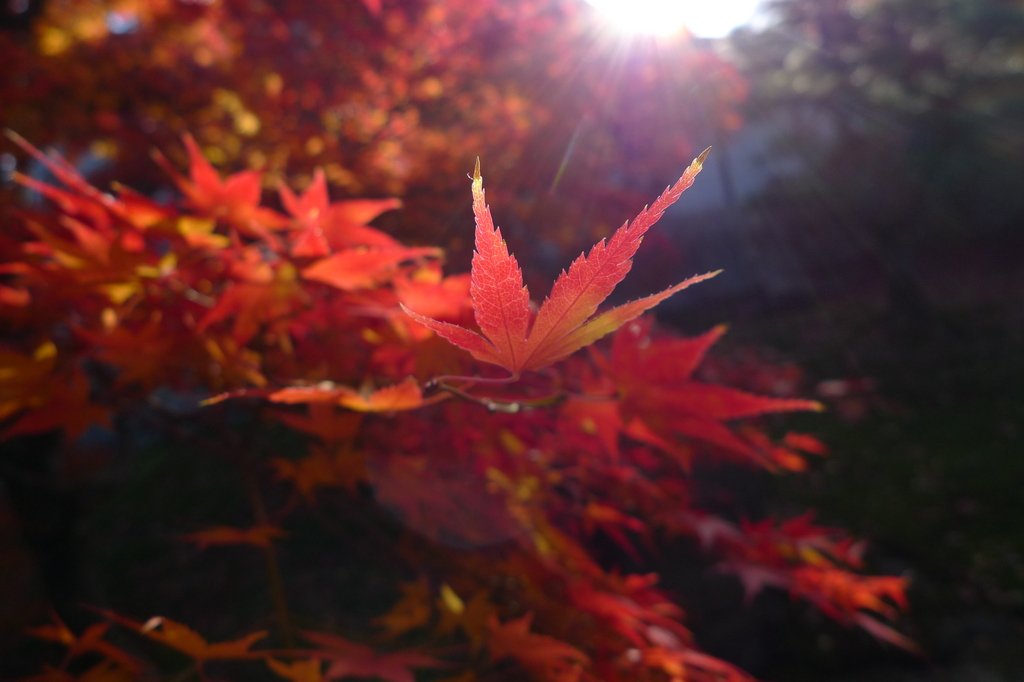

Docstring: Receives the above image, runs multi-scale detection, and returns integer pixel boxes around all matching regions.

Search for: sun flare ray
[585,0,764,38]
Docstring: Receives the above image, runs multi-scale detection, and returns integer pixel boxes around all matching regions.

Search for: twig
[244,470,295,648]
[425,372,520,389]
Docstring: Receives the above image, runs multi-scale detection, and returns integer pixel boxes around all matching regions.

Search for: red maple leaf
[597,319,822,467]
[279,168,402,257]
[486,614,589,682]
[301,246,440,292]
[300,630,441,682]
[197,264,307,344]
[5,130,170,235]
[155,134,288,238]
[393,265,471,322]
[402,152,718,377]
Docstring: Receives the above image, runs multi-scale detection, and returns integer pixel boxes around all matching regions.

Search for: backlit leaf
[403,152,717,376]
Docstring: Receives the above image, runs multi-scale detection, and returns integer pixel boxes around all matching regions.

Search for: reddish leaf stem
[426,372,520,388]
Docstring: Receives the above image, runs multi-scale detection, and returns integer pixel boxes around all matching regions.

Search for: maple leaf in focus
[155,134,288,238]
[402,152,718,376]
[180,525,287,550]
[301,630,441,682]
[486,614,589,682]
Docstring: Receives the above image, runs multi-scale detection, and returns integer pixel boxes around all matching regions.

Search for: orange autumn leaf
[180,525,287,550]
[327,198,403,240]
[301,246,440,291]
[267,658,325,682]
[486,614,589,682]
[270,377,424,412]
[0,341,58,422]
[273,444,367,499]
[791,567,908,620]
[3,367,110,442]
[403,153,718,376]
[96,610,267,664]
[394,267,471,321]
[25,614,142,675]
[783,432,830,456]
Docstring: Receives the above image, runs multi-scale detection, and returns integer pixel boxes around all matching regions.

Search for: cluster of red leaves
[3,132,911,682]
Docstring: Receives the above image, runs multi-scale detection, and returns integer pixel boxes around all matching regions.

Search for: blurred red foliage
[1,2,908,679]
[1,128,911,681]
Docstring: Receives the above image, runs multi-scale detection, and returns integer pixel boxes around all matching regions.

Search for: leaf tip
[471,157,484,201]
[695,146,712,167]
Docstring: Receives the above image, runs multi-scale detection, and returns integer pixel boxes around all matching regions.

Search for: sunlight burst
[586,0,763,38]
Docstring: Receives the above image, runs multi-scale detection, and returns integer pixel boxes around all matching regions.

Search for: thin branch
[425,372,520,389]
[244,470,295,648]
